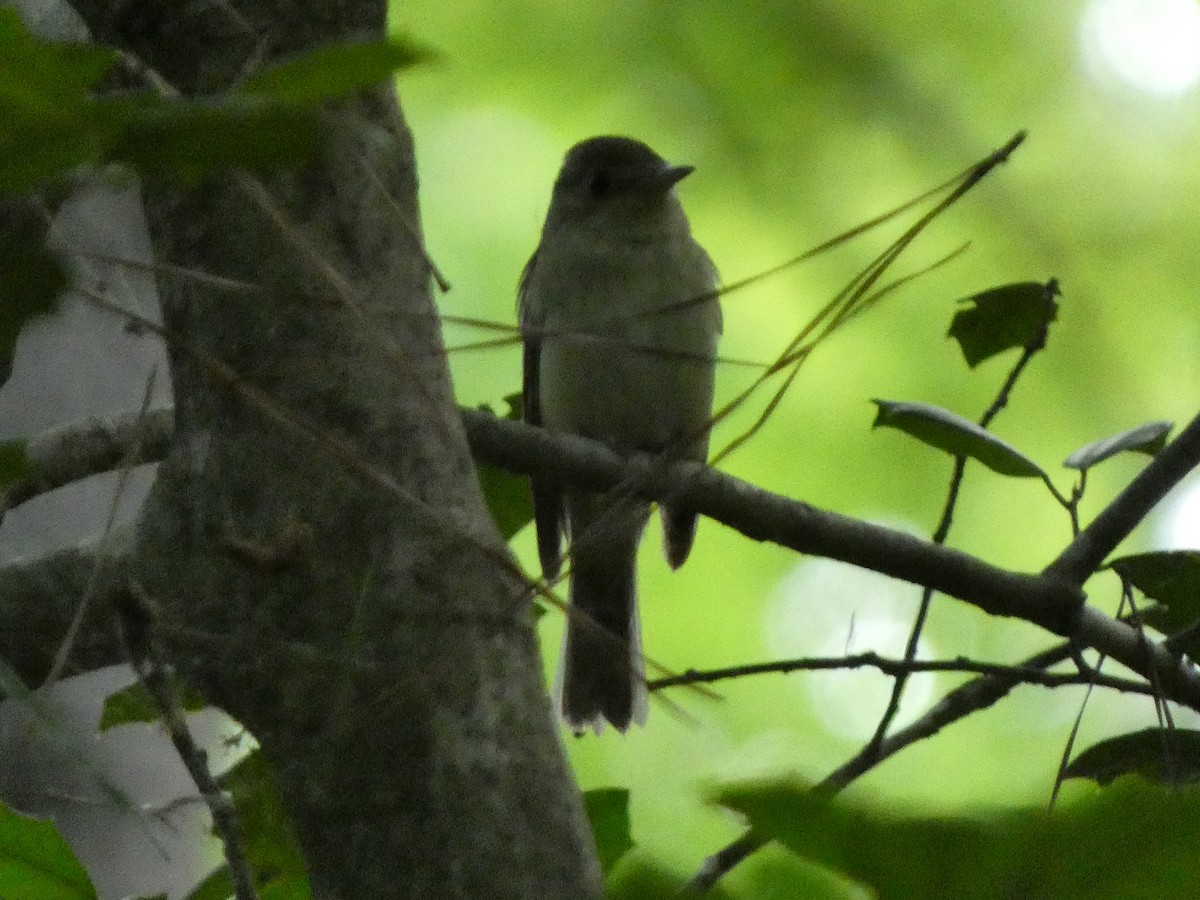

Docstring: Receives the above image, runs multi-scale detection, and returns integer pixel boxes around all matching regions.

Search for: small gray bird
[518,136,722,733]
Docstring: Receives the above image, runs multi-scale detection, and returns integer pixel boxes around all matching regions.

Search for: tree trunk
[69,1,602,896]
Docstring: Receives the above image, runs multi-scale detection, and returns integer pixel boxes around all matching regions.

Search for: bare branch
[0,408,173,522]
[649,651,1156,697]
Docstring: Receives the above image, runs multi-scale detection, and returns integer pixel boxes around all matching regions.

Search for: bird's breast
[533,239,719,455]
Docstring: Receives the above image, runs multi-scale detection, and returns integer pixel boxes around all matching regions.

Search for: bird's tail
[555,494,649,734]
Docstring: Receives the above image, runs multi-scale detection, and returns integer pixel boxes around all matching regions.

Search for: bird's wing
[518,249,565,579]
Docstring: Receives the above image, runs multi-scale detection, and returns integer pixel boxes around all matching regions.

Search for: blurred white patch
[765,543,938,741]
[1081,0,1200,95]
[1153,475,1200,549]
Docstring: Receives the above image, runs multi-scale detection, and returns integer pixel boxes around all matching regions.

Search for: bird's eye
[585,168,611,198]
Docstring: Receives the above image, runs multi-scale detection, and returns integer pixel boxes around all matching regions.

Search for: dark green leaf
[1109,550,1200,642]
[0,802,96,900]
[603,858,734,900]
[111,96,325,181]
[184,867,232,900]
[1064,420,1172,470]
[0,10,115,107]
[0,10,117,193]
[0,207,68,384]
[1064,729,1200,786]
[477,396,534,539]
[501,391,523,420]
[948,280,1058,368]
[477,465,534,540]
[259,875,312,900]
[603,860,686,900]
[0,111,114,195]
[871,400,1044,478]
[583,788,633,873]
[240,38,435,102]
[735,846,861,900]
[99,682,208,732]
[221,751,307,887]
[478,392,522,422]
[715,775,1200,900]
[0,10,334,191]
[186,865,306,900]
[0,438,31,487]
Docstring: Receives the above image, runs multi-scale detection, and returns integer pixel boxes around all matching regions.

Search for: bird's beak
[648,163,695,192]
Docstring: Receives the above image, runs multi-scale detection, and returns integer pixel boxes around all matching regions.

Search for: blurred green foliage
[0,802,96,900]
[717,775,1200,899]
[393,0,1200,891]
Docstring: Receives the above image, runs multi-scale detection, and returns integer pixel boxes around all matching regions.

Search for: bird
[518,135,721,733]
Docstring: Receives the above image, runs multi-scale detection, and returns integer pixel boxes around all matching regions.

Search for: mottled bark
[61,1,601,896]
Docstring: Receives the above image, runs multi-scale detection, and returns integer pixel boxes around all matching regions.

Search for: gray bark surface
[57,1,601,896]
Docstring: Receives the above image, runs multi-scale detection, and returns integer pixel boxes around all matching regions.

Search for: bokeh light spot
[1154,475,1200,548]
[766,552,937,741]
[1081,0,1200,95]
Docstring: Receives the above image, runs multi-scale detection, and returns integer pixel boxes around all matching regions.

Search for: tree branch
[8,406,1200,712]
[0,408,173,523]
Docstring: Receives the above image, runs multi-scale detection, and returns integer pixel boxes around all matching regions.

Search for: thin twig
[854,289,1051,774]
[118,580,258,900]
[43,369,161,689]
[649,651,1155,696]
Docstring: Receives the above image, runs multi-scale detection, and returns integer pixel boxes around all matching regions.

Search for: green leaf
[221,751,307,887]
[477,395,534,539]
[184,867,232,900]
[734,846,862,900]
[477,465,534,540]
[871,400,1044,478]
[603,857,734,900]
[110,96,325,182]
[259,874,312,900]
[1063,420,1172,470]
[99,682,208,732]
[0,12,391,191]
[1108,550,1200,642]
[240,38,435,102]
[0,438,31,487]
[0,10,118,193]
[603,860,687,900]
[187,867,307,900]
[948,280,1058,368]
[0,10,116,109]
[715,776,1200,900]
[1065,729,1200,786]
[0,802,96,900]
[0,209,68,385]
[583,788,633,873]
[187,751,311,900]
